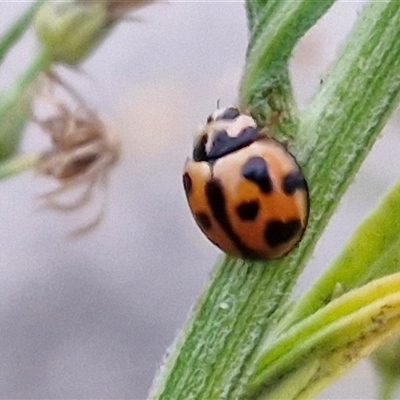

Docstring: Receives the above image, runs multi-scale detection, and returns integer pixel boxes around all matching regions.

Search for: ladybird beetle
[182,106,309,260]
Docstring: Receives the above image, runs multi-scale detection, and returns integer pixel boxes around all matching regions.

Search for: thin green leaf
[248,272,400,399]
[279,178,400,332]
[0,0,46,66]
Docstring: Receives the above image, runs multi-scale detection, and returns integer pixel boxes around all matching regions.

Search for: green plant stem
[149,1,400,399]
[149,3,336,400]
[371,336,400,400]
[378,373,398,400]
[246,0,400,397]
[287,0,400,298]
[245,1,282,43]
[0,0,47,66]
[3,49,52,103]
[243,0,336,144]
[0,50,52,160]
[0,153,41,180]
[245,0,265,31]
[240,0,335,118]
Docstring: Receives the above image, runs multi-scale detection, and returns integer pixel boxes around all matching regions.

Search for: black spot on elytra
[282,170,307,194]
[242,157,272,193]
[205,179,260,259]
[236,200,260,221]
[182,172,192,196]
[215,107,241,121]
[264,219,302,248]
[205,180,229,227]
[193,134,208,161]
[207,127,259,160]
[194,212,212,230]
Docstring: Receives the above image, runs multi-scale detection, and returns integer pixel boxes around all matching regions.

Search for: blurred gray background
[1,1,400,398]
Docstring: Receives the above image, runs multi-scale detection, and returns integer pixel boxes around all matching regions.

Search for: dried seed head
[38,108,120,180]
[35,72,121,234]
